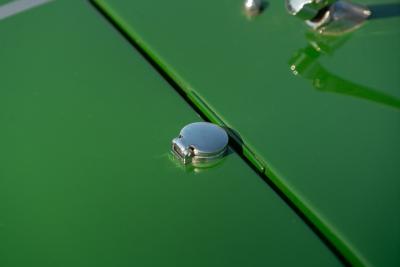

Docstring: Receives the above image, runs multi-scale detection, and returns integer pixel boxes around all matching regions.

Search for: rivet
[244,0,264,17]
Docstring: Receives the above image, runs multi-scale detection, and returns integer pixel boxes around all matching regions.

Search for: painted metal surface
[0,1,342,266]
[0,0,52,21]
[93,0,400,266]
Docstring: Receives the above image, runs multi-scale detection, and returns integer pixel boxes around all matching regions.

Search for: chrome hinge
[286,0,371,35]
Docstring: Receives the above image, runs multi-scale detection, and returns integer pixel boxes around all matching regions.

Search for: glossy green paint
[0,1,343,266]
[93,0,400,266]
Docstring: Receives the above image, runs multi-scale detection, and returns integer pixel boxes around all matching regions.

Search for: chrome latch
[286,0,371,35]
[172,122,229,166]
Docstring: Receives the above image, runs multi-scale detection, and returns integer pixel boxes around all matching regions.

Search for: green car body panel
[0,1,343,266]
[93,0,400,266]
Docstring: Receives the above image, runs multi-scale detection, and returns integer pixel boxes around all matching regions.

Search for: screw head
[244,0,264,17]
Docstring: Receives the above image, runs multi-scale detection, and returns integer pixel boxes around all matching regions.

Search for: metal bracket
[286,0,371,35]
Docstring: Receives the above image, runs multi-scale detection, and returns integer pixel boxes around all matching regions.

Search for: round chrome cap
[172,122,229,165]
